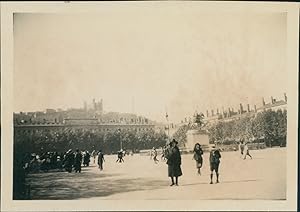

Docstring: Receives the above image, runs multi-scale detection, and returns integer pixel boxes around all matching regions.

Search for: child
[209,145,221,184]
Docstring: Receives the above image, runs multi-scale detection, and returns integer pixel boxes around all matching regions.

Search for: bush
[207,109,287,147]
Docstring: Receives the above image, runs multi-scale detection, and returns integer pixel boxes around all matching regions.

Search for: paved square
[26,147,286,200]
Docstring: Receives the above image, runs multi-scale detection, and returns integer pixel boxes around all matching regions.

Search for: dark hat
[171,139,178,144]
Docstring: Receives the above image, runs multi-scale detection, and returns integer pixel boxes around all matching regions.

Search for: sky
[13,7,287,123]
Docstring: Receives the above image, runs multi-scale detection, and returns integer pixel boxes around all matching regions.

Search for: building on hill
[92,98,103,115]
[13,98,158,129]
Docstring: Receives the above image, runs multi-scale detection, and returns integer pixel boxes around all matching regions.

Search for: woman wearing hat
[193,143,203,175]
[166,139,182,186]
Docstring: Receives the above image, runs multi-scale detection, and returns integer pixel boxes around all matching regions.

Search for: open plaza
[26,147,286,200]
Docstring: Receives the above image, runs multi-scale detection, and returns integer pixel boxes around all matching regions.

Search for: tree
[277,109,287,146]
[172,125,192,147]
[207,109,287,147]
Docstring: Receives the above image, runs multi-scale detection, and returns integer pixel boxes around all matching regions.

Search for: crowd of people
[20,148,136,175]
[21,149,102,174]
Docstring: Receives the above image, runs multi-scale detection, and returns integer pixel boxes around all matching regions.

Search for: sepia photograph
[1,1,299,211]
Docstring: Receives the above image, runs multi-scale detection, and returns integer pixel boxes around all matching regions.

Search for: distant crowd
[21,149,102,174]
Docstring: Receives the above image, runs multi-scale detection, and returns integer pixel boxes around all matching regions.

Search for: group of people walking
[116,150,125,163]
[192,143,222,184]
[63,149,94,173]
[58,149,105,173]
[165,138,254,185]
[164,139,222,186]
[21,149,96,174]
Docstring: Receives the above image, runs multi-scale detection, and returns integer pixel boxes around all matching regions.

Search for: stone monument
[186,129,210,151]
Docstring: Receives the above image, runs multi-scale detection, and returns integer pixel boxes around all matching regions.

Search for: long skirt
[168,164,182,177]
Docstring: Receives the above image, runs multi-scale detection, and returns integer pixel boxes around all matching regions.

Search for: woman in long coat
[166,139,182,186]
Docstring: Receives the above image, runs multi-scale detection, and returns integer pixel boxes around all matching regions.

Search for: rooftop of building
[257,100,287,110]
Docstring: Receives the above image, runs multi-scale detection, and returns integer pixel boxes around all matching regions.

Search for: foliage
[14,128,168,155]
[172,125,191,147]
[207,109,287,147]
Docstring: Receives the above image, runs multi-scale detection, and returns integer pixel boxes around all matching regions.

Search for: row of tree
[208,109,287,147]
[173,109,287,147]
[14,109,287,157]
[14,128,168,156]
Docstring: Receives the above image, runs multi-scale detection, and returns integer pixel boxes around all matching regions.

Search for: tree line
[173,109,287,148]
[14,109,287,158]
[14,128,168,157]
[209,109,287,147]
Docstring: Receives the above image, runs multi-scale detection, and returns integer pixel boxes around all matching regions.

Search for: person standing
[152,147,159,164]
[166,139,182,186]
[97,150,105,170]
[83,150,90,167]
[239,140,245,158]
[161,146,166,161]
[116,150,124,163]
[56,156,63,172]
[64,149,74,173]
[150,149,153,160]
[193,143,203,175]
[74,149,82,173]
[91,150,97,164]
[243,142,252,160]
[209,145,221,184]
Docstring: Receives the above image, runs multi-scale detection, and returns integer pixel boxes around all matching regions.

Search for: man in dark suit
[97,150,105,170]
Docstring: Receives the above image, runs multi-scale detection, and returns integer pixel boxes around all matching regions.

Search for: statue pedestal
[186,129,210,151]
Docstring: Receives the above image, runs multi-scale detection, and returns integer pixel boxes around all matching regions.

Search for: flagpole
[166,112,170,143]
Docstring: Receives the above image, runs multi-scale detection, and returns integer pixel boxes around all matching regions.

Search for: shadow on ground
[181,179,260,187]
[26,167,166,200]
